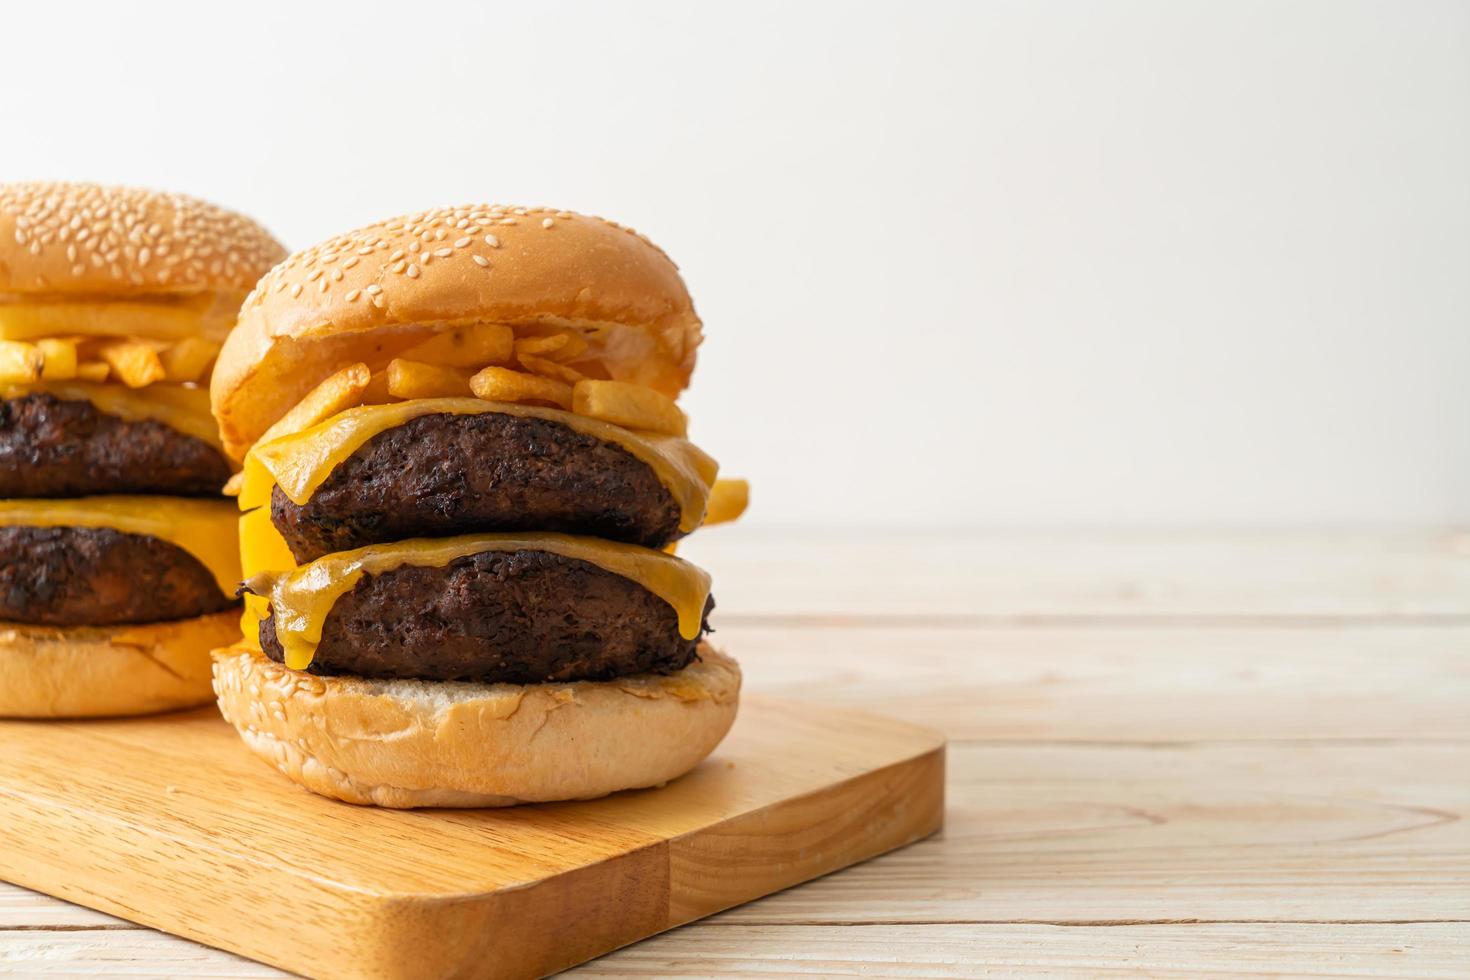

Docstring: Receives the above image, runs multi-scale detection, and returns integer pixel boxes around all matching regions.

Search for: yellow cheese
[249,532,712,671]
[1,380,223,450]
[240,398,719,532]
[0,496,241,597]
[239,506,299,579]
[240,593,271,651]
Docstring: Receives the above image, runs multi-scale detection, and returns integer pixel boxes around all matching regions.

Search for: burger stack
[208,205,747,807]
[0,183,283,717]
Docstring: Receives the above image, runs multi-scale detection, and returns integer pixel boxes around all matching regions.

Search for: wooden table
[4,530,1469,977]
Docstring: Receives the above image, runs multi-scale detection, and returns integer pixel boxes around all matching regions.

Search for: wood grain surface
[0,696,942,979]
[4,529,1470,977]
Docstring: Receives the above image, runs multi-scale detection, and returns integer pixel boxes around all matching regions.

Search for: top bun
[211,205,701,461]
[0,182,285,296]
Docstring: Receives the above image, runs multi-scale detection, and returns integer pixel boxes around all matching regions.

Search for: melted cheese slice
[248,532,712,671]
[2,380,223,450]
[239,398,720,533]
[0,496,241,597]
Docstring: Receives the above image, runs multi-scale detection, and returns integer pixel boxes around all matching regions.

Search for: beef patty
[0,525,234,626]
[0,393,231,498]
[255,549,712,684]
[270,411,683,562]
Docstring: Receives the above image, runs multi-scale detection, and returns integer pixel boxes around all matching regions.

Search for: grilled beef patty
[256,549,711,684]
[0,393,231,498]
[0,525,233,626]
[269,411,683,562]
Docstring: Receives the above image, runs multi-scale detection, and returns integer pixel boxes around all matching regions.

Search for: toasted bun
[212,643,740,808]
[211,205,701,460]
[0,610,242,718]
[0,182,284,297]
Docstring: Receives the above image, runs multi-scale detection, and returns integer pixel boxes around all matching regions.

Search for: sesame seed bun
[0,182,285,297]
[0,609,242,719]
[210,205,701,461]
[211,642,741,808]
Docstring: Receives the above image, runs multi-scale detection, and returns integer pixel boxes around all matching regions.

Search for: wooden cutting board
[0,694,944,979]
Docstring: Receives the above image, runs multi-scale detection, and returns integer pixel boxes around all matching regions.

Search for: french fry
[550,333,589,362]
[257,362,371,446]
[515,332,589,363]
[469,366,573,409]
[160,337,221,383]
[386,358,473,399]
[0,340,43,383]
[360,370,393,404]
[74,361,110,382]
[36,338,78,380]
[97,339,165,388]
[0,297,217,342]
[400,323,513,367]
[514,334,569,358]
[519,353,584,385]
[704,478,749,526]
[571,379,687,436]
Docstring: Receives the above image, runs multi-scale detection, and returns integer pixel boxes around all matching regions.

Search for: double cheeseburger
[0,182,284,717]
[209,205,747,807]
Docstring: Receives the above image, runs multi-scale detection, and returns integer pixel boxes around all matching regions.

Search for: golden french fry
[160,337,221,383]
[0,296,220,342]
[514,334,569,357]
[400,323,513,368]
[571,379,687,436]
[519,353,584,385]
[360,370,393,404]
[36,338,78,380]
[386,358,472,399]
[0,340,43,383]
[257,362,371,446]
[469,365,573,409]
[222,472,245,497]
[74,361,110,382]
[549,333,589,362]
[705,478,749,526]
[97,340,165,388]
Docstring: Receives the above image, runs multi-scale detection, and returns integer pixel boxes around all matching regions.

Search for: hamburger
[0,182,284,718]
[208,204,748,808]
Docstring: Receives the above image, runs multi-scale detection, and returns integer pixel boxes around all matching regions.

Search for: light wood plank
[727,623,1470,741]
[0,884,127,929]
[682,528,1470,619]
[571,922,1470,978]
[11,740,1463,935]
[718,741,1470,924]
[0,930,286,978]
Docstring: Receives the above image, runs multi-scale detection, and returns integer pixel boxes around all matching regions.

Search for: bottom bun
[211,643,742,808]
[0,610,242,719]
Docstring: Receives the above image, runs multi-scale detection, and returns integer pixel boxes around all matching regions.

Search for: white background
[5,1,1467,529]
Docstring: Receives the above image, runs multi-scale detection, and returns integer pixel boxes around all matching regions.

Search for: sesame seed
[484,235,500,247]
[542,218,555,229]
[434,247,452,258]
[290,283,304,297]
[390,261,406,273]
[454,237,471,248]
[406,264,420,278]
[472,254,490,267]
[365,284,382,295]
[345,289,361,301]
